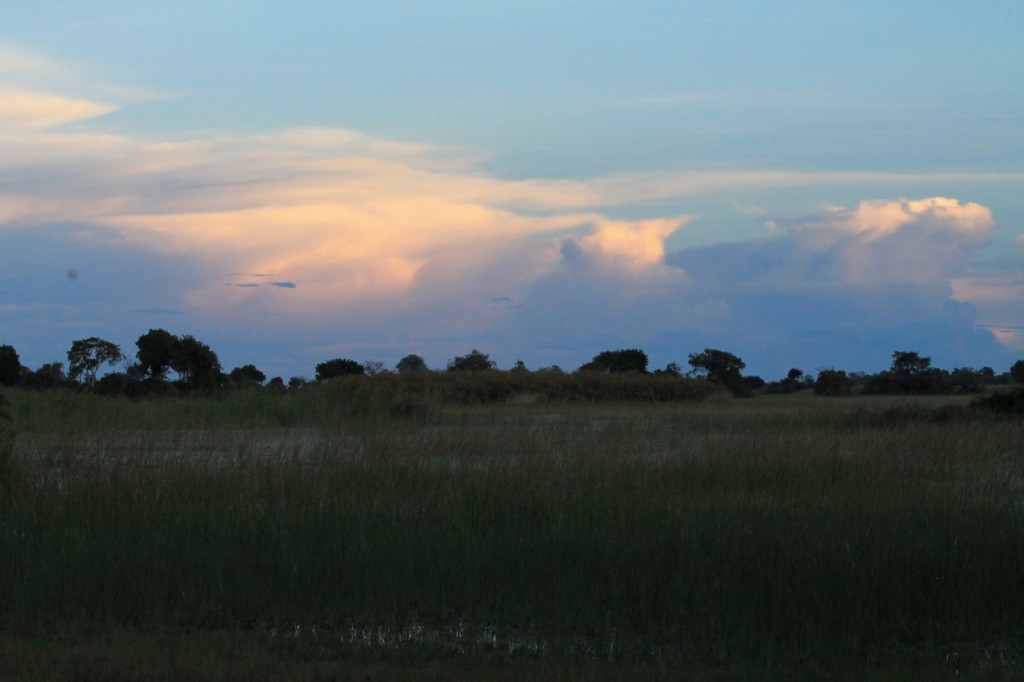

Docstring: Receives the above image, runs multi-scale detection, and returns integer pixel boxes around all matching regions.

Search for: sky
[1,1,1022,381]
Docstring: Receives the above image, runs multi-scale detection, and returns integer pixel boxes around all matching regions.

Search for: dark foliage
[578,349,649,374]
[135,329,180,380]
[814,368,854,397]
[862,350,949,395]
[688,348,751,397]
[22,362,68,390]
[230,364,266,386]
[0,345,19,386]
[447,349,496,372]
[973,388,1024,416]
[395,354,428,373]
[172,335,223,389]
[67,337,124,387]
[315,358,366,381]
[1011,359,1024,385]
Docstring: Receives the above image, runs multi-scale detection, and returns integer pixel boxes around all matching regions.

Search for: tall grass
[2,388,1023,673]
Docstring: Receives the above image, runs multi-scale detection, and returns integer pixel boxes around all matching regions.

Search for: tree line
[1,330,1023,400]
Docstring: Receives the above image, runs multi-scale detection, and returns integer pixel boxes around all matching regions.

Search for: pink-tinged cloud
[0,42,1019,376]
[663,197,1012,371]
[0,87,116,129]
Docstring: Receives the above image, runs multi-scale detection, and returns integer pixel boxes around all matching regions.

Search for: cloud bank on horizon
[1,25,1022,379]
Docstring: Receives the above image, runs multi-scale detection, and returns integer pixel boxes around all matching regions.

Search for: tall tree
[135,329,180,380]
[1010,359,1024,385]
[0,345,20,386]
[172,335,222,389]
[688,348,749,396]
[67,337,124,387]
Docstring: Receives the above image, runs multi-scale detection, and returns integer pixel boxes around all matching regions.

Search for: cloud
[1,43,1020,377]
[562,217,687,270]
[0,87,116,129]
[662,198,1011,371]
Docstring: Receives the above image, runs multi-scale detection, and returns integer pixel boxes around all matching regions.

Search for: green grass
[1,388,1023,678]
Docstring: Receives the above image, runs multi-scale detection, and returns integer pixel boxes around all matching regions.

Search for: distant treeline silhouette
[1,330,1023,404]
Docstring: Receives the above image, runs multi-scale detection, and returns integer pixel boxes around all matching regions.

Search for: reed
[2,388,1022,676]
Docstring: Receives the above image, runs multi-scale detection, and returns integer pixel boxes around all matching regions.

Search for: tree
[653,362,683,378]
[814,368,854,397]
[230,364,266,386]
[172,335,222,389]
[136,329,180,380]
[68,337,124,387]
[315,358,365,381]
[396,354,428,373]
[363,360,386,376]
[688,348,749,397]
[447,349,496,372]
[891,350,932,377]
[0,345,19,386]
[889,350,946,394]
[1011,359,1024,385]
[24,362,67,389]
[579,349,649,374]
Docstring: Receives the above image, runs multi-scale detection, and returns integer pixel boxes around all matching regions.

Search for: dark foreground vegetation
[2,383,1024,680]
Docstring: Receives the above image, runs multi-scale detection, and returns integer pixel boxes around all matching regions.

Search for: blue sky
[1,1,1022,380]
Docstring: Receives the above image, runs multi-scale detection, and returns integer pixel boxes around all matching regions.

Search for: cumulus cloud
[663,198,1011,372]
[1,43,1020,377]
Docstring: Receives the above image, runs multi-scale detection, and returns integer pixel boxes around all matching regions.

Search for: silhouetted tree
[814,368,854,396]
[447,349,496,372]
[396,354,428,373]
[136,329,180,380]
[316,358,365,380]
[1012,359,1024,385]
[0,345,19,386]
[767,367,814,394]
[230,364,266,386]
[891,350,932,377]
[172,335,222,389]
[688,348,749,396]
[363,360,386,376]
[68,337,124,387]
[653,362,683,378]
[24,362,67,389]
[948,367,985,394]
[579,349,649,374]
[864,350,948,394]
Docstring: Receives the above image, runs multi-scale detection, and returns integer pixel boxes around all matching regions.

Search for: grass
[1,388,1023,679]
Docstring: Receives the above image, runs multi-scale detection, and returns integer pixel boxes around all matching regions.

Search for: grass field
[1,387,1023,679]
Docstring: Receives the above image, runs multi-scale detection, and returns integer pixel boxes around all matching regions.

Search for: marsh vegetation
[1,386,1023,679]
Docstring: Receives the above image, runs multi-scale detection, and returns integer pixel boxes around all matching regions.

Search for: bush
[814,369,854,397]
[973,388,1024,416]
[315,358,365,381]
[0,393,18,499]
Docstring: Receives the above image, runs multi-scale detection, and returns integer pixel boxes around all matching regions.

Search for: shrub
[814,369,854,397]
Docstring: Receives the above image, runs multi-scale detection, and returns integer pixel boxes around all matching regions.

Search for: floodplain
[1,385,1023,680]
